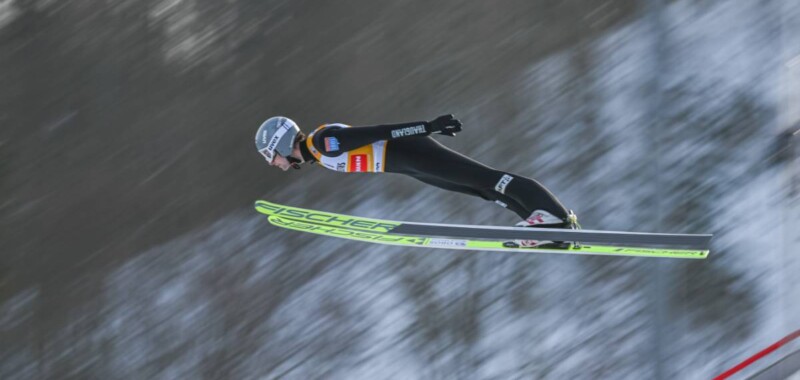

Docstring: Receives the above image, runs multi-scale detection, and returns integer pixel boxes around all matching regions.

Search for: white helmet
[255,116,300,163]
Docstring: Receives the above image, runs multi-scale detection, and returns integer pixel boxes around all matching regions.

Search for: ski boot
[504,209,581,249]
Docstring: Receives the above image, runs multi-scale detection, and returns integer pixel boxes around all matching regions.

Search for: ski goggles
[259,147,275,163]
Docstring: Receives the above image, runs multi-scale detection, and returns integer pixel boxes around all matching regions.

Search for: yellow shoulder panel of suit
[305,125,327,161]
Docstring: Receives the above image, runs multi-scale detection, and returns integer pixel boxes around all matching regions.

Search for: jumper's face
[268,154,292,171]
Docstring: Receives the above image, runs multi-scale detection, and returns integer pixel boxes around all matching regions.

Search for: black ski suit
[297,120,570,224]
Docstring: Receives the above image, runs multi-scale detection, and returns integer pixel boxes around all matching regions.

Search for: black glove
[427,114,462,137]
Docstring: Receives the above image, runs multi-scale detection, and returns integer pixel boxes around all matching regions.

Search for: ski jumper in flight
[255,115,579,248]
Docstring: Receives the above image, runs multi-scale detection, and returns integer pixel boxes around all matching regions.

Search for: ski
[255,200,711,258]
[265,215,707,259]
[255,200,712,248]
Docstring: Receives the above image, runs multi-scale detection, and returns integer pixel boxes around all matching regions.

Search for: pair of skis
[255,200,711,259]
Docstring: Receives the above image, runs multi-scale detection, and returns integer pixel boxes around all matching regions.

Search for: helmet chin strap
[287,156,302,170]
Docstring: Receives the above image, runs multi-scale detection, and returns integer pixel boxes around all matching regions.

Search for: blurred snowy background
[1,0,799,379]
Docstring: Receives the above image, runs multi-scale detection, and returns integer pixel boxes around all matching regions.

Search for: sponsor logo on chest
[350,154,368,172]
[324,137,340,152]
